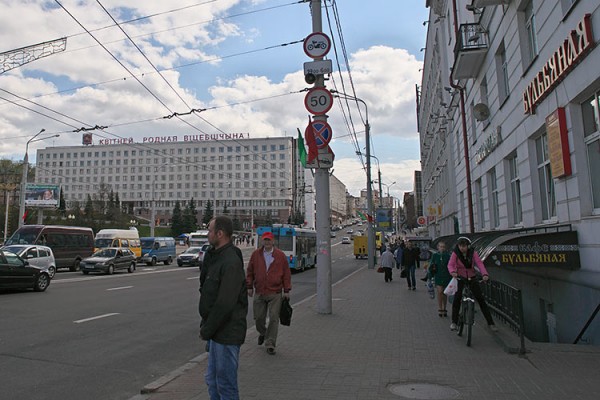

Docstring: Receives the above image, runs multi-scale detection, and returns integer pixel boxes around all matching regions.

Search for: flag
[305,120,319,164]
[356,210,367,221]
[297,128,307,167]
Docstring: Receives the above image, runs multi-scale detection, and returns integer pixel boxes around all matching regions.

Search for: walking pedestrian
[448,237,498,332]
[380,246,395,282]
[402,240,420,290]
[246,231,292,355]
[199,216,248,400]
[429,241,452,317]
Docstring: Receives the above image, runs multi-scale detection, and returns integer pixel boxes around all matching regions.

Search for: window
[489,168,500,228]
[524,2,538,62]
[495,42,509,105]
[582,93,600,209]
[470,100,478,144]
[508,155,523,225]
[535,133,557,220]
[476,179,485,229]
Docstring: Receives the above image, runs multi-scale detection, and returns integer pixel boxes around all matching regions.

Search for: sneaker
[489,324,498,332]
[450,323,458,331]
[258,335,265,346]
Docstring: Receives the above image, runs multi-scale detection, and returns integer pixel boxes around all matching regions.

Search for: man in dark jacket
[199,216,247,400]
[401,240,421,290]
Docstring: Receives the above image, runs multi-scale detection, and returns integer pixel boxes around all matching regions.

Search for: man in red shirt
[246,231,291,355]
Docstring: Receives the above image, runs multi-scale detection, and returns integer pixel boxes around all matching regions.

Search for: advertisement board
[24,184,60,208]
[376,208,393,231]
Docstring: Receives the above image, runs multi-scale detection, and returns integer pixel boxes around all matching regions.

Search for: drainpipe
[450,0,475,233]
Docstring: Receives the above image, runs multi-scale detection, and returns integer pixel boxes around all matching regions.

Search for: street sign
[305,120,333,149]
[305,146,335,169]
[417,216,427,226]
[303,32,331,59]
[304,87,333,115]
[303,59,333,76]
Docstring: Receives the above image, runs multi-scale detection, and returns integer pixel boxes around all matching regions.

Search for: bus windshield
[141,239,155,249]
[5,227,42,245]
[95,238,115,248]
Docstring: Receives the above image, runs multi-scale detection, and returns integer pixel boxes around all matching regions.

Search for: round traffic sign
[304,87,333,115]
[305,120,333,149]
[303,32,331,59]
[417,216,427,226]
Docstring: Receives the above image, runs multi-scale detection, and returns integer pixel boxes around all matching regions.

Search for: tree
[84,194,94,220]
[202,200,213,225]
[222,203,229,214]
[58,189,66,216]
[171,201,183,237]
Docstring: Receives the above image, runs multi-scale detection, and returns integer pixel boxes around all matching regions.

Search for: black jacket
[401,246,421,268]
[199,242,248,345]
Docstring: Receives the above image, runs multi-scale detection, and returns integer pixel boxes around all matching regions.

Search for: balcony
[451,23,488,80]
[471,0,509,7]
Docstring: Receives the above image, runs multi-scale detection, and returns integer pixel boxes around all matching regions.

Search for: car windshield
[184,247,202,254]
[2,245,26,255]
[93,248,116,258]
[1,250,24,266]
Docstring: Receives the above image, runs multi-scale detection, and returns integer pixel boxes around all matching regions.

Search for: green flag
[297,128,307,167]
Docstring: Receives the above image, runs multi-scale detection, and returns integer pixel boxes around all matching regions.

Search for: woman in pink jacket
[447,237,497,332]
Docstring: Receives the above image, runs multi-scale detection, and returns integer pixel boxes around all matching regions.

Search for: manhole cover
[389,383,460,399]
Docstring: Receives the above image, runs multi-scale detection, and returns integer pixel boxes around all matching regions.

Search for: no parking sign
[305,120,333,149]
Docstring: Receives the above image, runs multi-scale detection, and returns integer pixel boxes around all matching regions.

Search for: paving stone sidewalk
[130,267,600,400]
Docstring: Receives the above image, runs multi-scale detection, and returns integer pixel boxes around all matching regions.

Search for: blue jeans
[405,265,416,288]
[205,340,241,400]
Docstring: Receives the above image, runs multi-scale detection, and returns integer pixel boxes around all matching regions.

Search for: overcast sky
[0,0,429,200]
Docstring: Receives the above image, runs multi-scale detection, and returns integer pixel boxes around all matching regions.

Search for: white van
[94,229,141,258]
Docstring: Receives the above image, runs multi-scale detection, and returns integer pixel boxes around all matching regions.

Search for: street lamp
[332,91,376,269]
[19,129,60,228]
[381,181,397,206]
[151,164,169,237]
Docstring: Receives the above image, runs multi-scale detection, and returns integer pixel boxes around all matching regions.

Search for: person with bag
[428,241,452,317]
[380,246,396,282]
[401,240,420,290]
[447,237,498,332]
[199,216,248,400]
[246,231,291,355]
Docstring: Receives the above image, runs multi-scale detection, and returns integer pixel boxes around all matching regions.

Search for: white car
[341,237,351,244]
[1,245,57,279]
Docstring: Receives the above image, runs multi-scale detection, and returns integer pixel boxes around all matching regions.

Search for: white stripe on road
[187,277,199,280]
[74,313,120,324]
[106,286,133,291]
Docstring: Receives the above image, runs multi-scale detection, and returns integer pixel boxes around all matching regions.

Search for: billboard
[24,184,60,208]
[376,208,393,231]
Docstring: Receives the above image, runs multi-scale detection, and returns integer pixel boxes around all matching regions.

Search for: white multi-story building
[35,134,308,228]
[420,0,599,343]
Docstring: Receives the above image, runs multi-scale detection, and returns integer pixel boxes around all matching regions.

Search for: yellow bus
[94,229,142,258]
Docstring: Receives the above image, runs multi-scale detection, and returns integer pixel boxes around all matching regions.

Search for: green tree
[171,200,183,237]
[222,203,229,214]
[84,194,94,221]
[202,200,213,225]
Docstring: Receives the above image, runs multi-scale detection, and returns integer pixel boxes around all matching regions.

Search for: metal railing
[481,280,526,354]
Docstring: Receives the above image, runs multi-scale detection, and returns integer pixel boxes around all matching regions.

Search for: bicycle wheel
[457,306,464,337]
[466,302,474,347]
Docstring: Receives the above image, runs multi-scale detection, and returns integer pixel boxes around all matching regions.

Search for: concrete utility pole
[309,0,332,314]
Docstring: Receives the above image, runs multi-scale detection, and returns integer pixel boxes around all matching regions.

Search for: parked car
[1,245,57,279]
[177,245,210,268]
[0,249,51,292]
[330,231,337,238]
[79,247,136,275]
[346,229,354,234]
[341,237,351,244]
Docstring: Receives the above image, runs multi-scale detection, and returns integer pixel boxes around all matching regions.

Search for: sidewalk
[130,267,600,400]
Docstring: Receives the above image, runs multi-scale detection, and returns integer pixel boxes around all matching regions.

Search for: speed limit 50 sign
[304,87,333,115]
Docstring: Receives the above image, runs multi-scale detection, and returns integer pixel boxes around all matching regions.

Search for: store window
[582,93,600,209]
[535,133,557,221]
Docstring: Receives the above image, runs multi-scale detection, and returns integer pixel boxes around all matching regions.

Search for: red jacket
[246,247,291,295]
[447,248,488,279]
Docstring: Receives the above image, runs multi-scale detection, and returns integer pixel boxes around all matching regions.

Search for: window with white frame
[582,92,600,209]
[496,43,510,104]
[524,1,538,63]
[489,168,500,228]
[476,179,485,229]
[508,154,523,225]
[535,133,557,220]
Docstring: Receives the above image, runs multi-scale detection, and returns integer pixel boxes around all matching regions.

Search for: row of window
[38,144,288,159]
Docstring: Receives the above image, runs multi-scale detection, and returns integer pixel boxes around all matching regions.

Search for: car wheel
[48,266,56,279]
[34,273,50,292]
[128,262,135,273]
[164,256,172,266]
[70,259,80,272]
[107,264,114,275]
[82,271,89,275]
[150,257,157,266]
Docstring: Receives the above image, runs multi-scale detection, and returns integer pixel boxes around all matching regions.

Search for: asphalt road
[0,235,363,400]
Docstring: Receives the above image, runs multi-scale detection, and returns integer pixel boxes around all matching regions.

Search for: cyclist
[448,237,498,332]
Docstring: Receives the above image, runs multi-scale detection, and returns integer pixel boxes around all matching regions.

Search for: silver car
[1,245,57,279]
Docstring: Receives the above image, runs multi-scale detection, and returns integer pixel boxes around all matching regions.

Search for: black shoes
[267,347,276,355]
[258,335,265,346]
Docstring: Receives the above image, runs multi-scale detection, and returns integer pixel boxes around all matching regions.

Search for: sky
[0,0,429,201]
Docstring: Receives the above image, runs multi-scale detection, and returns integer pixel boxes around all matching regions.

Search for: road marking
[106,286,133,291]
[187,277,198,280]
[74,313,120,324]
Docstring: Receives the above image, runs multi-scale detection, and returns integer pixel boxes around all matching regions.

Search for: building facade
[420,0,600,343]
[35,135,306,228]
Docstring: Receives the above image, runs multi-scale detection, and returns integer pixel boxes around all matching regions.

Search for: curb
[141,354,208,394]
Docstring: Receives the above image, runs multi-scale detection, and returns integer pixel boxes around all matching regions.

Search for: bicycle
[456,277,483,347]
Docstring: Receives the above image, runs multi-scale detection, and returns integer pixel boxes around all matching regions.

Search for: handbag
[377,266,384,273]
[279,297,293,326]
